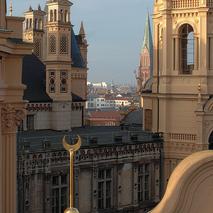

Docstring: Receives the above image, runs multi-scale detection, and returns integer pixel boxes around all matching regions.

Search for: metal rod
[70,150,74,208]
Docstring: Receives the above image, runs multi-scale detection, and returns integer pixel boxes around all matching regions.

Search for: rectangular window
[138,164,150,202]
[51,174,68,213]
[144,109,152,131]
[26,114,35,130]
[97,168,112,210]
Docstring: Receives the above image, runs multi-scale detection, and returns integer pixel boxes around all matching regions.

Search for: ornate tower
[0,0,6,28]
[45,0,72,102]
[23,5,45,59]
[138,13,153,91]
[142,0,213,187]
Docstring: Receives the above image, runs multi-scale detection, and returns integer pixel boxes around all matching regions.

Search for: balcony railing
[171,0,213,9]
[172,0,199,8]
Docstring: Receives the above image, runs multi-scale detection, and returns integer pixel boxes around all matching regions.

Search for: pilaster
[1,103,25,213]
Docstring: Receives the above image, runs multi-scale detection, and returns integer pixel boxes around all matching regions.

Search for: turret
[77,21,88,66]
[23,5,45,58]
[45,0,72,101]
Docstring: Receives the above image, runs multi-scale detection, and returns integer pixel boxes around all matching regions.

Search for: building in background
[136,13,153,94]
[21,0,88,131]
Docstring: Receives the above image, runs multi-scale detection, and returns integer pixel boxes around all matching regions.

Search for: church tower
[142,0,213,187]
[137,13,153,91]
[0,0,6,28]
[23,5,45,59]
[45,0,72,102]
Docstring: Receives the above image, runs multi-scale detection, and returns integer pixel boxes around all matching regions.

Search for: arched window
[60,9,64,22]
[50,10,53,22]
[64,10,68,22]
[29,19,32,29]
[26,19,29,30]
[179,24,194,74]
[38,19,43,30]
[34,18,38,30]
[49,35,56,54]
[54,9,57,22]
[209,131,213,150]
[60,35,68,54]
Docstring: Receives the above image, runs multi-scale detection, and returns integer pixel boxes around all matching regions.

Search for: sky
[11,0,153,85]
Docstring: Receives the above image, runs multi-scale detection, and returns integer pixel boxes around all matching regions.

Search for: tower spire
[142,13,153,52]
[79,21,85,36]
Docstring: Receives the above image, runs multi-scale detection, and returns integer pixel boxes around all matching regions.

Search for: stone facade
[21,0,88,131]
[142,0,213,188]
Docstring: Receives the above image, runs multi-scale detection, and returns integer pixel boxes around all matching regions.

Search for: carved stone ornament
[1,104,25,131]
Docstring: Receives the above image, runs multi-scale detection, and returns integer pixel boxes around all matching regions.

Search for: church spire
[141,13,153,53]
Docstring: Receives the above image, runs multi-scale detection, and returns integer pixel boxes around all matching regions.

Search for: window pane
[52,176,59,186]
[61,174,67,185]
[98,182,104,209]
[52,188,59,213]
[61,187,67,212]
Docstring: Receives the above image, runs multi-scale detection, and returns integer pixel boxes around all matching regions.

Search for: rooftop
[17,126,160,153]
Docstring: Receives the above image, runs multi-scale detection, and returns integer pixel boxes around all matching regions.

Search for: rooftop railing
[171,0,213,9]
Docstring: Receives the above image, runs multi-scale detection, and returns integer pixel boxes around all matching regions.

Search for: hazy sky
[11,0,153,85]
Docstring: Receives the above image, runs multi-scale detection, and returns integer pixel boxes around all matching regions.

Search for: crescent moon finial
[62,135,81,152]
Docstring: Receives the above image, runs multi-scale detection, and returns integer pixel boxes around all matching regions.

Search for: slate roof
[71,28,86,68]
[22,54,52,103]
[17,126,157,153]
[72,93,86,102]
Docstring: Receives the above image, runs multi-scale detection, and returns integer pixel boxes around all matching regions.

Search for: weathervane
[62,135,81,213]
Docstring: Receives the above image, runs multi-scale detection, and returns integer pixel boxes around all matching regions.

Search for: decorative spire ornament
[9,0,12,16]
[62,135,81,213]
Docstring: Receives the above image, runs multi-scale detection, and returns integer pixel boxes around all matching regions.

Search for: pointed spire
[38,4,41,11]
[29,6,33,12]
[79,21,85,36]
[141,13,153,53]
[9,0,13,16]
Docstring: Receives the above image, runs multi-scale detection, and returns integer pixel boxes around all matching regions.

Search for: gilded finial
[62,135,81,213]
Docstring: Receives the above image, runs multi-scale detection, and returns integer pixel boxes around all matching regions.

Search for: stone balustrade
[171,0,213,8]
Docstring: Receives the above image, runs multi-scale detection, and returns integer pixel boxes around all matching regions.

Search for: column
[175,37,179,71]
[1,103,25,213]
[194,36,199,70]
